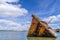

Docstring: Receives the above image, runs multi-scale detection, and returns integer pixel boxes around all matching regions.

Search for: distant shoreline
[0,30,27,32]
[0,29,60,32]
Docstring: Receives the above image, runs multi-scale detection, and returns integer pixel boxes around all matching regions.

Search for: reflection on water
[27,37,56,40]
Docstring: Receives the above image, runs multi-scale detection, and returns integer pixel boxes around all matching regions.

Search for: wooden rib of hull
[27,14,57,38]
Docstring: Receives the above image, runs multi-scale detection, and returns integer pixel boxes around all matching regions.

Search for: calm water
[0,31,59,40]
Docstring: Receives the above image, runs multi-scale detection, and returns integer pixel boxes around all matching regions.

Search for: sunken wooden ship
[27,14,57,38]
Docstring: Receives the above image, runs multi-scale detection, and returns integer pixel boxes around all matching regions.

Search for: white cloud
[0,19,31,31]
[43,14,60,23]
[0,3,28,17]
[0,0,18,2]
[0,0,29,30]
[49,24,60,29]
[0,19,21,30]
[0,0,28,18]
[43,15,60,29]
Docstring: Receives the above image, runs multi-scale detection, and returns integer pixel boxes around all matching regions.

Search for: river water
[0,31,59,40]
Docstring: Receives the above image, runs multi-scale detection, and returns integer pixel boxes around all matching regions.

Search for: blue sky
[0,0,60,31]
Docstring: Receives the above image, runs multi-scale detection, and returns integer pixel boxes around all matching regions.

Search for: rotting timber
[27,14,57,38]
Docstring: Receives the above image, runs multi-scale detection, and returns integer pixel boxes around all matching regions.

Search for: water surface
[0,31,59,40]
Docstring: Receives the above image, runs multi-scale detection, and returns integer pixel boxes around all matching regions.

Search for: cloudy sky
[0,0,60,31]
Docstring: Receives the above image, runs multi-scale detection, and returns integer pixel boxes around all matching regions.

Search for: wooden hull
[28,28,57,38]
[27,14,57,38]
